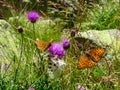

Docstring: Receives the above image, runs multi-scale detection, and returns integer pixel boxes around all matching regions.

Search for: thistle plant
[27,11,40,39]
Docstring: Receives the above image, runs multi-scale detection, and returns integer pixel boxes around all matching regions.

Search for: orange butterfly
[35,39,53,51]
[78,48,106,69]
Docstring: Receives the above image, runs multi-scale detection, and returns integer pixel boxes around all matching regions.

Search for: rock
[77,29,120,50]
[0,20,19,63]
[0,19,11,30]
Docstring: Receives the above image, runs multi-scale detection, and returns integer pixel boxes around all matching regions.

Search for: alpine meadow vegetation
[0,0,120,90]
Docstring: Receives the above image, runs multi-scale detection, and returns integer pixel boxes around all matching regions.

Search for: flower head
[29,88,35,90]
[62,38,70,49]
[71,29,76,37]
[17,26,23,33]
[27,11,40,23]
[78,85,85,90]
[49,43,66,58]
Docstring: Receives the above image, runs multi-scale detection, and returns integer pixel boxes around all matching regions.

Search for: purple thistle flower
[49,43,66,58]
[71,29,76,37]
[62,38,70,49]
[29,88,35,90]
[78,85,85,90]
[27,11,40,23]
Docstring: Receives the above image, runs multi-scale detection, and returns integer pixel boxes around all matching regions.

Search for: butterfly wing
[78,48,106,69]
[35,39,53,51]
[77,55,95,69]
[74,37,99,51]
[48,56,66,78]
[89,48,106,62]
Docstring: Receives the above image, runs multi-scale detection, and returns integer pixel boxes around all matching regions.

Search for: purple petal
[27,11,40,23]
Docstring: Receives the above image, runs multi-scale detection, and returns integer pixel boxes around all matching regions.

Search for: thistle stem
[33,23,36,40]
[13,33,24,89]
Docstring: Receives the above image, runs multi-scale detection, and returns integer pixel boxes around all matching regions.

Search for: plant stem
[13,33,24,89]
[33,23,36,40]
[32,23,43,73]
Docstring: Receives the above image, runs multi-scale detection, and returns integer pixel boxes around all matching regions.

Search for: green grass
[81,1,120,30]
